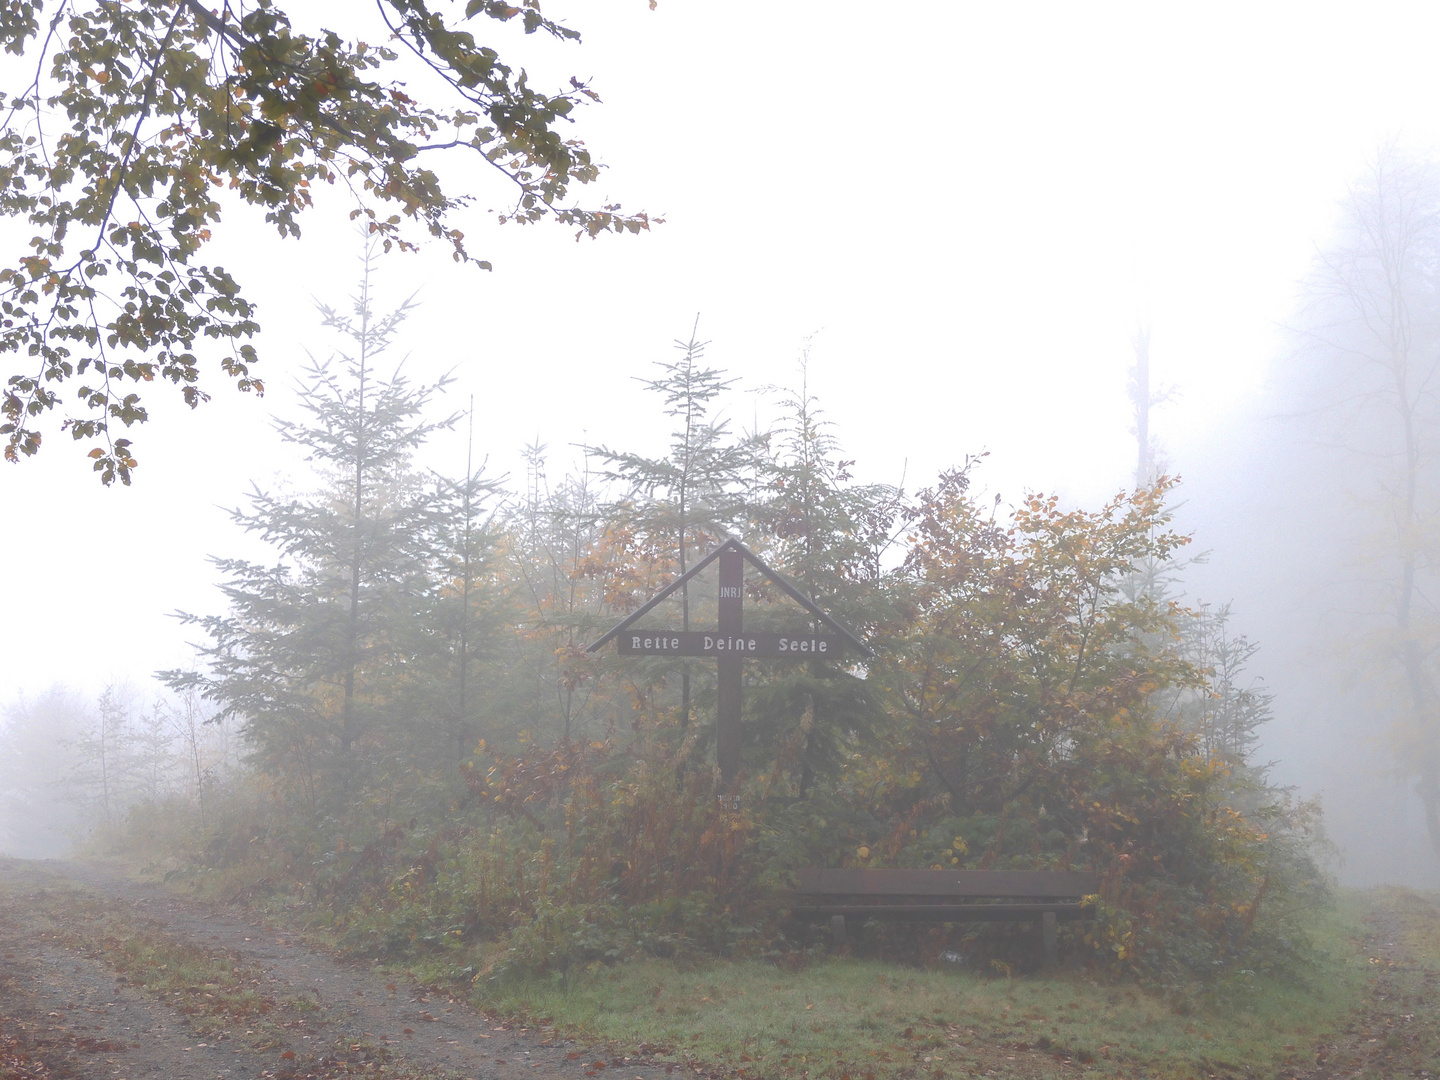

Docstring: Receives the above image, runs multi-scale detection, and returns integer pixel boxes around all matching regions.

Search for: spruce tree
[748,352,901,792]
[422,403,505,759]
[590,320,758,750]
[165,258,454,805]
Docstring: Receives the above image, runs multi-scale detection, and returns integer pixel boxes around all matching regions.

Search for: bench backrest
[796,868,1097,898]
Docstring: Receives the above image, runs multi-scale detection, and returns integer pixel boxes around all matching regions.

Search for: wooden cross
[589,538,873,783]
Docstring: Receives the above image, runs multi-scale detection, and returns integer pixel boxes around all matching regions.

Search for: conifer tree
[1177,603,1273,767]
[165,256,454,804]
[591,321,758,743]
[506,443,614,742]
[422,403,504,759]
[66,687,140,828]
[748,351,902,791]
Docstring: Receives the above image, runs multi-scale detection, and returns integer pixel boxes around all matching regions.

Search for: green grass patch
[467,900,1370,1080]
[95,923,315,1042]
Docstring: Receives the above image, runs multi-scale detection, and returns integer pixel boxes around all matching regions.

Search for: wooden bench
[793,868,1098,968]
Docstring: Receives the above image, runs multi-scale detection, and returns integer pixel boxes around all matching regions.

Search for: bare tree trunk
[457,399,475,759]
[1393,366,1440,856]
[1132,326,1151,490]
[340,265,372,766]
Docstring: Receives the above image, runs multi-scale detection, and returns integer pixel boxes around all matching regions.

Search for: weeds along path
[0,868,246,1080]
[1299,888,1440,1080]
[0,857,676,1080]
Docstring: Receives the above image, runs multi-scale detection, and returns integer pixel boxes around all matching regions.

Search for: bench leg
[830,915,847,947]
[1041,911,1057,970]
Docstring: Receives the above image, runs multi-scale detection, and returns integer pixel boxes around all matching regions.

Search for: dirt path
[1298,889,1440,1080]
[0,891,246,1080]
[0,857,679,1080]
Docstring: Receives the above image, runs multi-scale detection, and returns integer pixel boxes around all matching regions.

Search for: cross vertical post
[716,544,743,785]
[589,537,873,789]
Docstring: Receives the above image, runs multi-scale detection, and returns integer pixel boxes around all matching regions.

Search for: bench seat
[792,868,1097,967]
[792,902,1089,920]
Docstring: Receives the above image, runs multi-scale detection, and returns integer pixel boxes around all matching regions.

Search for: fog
[1173,390,1440,887]
[9,2,1440,881]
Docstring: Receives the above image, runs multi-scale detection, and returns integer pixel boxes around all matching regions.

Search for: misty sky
[6,2,1440,870]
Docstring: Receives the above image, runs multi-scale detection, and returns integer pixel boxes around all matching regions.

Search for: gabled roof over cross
[586,536,874,657]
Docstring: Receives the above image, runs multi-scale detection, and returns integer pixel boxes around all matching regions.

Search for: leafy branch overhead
[0,0,660,483]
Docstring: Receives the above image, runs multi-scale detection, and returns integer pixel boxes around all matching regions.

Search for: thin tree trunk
[1394,371,1440,856]
[458,399,474,758]
[340,267,371,766]
[1133,327,1151,489]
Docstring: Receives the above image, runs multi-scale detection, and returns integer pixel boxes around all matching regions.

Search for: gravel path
[0,898,245,1080]
[0,857,678,1080]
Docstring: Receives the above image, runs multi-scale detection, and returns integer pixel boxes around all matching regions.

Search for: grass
[92,922,318,1045]
[96,853,1406,1079]
[459,900,1372,1080]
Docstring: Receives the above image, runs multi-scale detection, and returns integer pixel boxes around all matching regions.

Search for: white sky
[5,0,1440,709]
